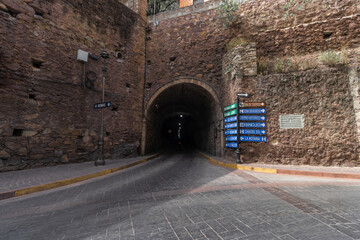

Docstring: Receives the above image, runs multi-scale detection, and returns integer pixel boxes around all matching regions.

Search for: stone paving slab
[0,153,160,200]
[1,152,360,240]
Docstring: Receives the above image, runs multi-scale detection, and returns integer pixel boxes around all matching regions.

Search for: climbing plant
[281,0,312,19]
[217,0,241,28]
[147,0,179,15]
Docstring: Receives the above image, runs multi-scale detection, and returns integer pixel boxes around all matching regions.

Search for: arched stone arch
[141,78,224,155]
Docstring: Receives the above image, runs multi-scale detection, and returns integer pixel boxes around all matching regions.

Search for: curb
[199,152,360,180]
[0,153,161,201]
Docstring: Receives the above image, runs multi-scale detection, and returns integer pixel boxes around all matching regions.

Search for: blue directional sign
[225,129,237,135]
[224,116,237,123]
[225,142,237,148]
[239,129,267,135]
[239,136,267,142]
[240,115,266,121]
[225,136,237,141]
[239,122,266,128]
[94,101,111,109]
[225,115,267,123]
[225,123,237,129]
[239,108,266,114]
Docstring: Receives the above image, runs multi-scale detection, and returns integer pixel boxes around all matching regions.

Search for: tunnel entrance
[142,79,223,156]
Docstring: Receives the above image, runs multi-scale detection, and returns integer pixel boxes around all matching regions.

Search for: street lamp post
[95,49,109,166]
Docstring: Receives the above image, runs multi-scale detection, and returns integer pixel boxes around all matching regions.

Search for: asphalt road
[1,151,360,240]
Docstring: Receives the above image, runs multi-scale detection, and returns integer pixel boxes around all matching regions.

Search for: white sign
[280,115,304,129]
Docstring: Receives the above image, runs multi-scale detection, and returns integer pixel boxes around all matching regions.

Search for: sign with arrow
[240,129,267,135]
[226,142,237,148]
[225,136,237,141]
[239,122,266,128]
[224,99,267,146]
[239,102,266,108]
[227,135,267,142]
[225,123,237,129]
[225,129,237,135]
[239,108,266,114]
[225,115,266,123]
[239,136,267,142]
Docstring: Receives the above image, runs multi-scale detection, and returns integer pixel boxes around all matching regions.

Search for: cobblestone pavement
[1,151,360,240]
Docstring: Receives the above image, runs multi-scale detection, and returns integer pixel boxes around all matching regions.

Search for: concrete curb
[0,153,161,201]
[199,152,360,180]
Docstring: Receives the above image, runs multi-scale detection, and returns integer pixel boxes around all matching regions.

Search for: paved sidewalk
[200,152,360,179]
[0,153,160,200]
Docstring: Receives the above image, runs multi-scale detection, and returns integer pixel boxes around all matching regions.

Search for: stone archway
[141,78,223,155]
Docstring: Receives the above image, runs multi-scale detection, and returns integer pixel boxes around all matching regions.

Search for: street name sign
[227,136,267,142]
[237,93,250,97]
[224,99,267,147]
[94,102,111,109]
[225,123,237,129]
[224,109,237,117]
[225,129,237,135]
[225,115,266,123]
[225,136,237,141]
[239,108,266,114]
[239,102,266,108]
[224,116,237,123]
[239,136,267,142]
[240,129,266,135]
[240,115,266,121]
[225,142,237,148]
[239,122,266,128]
[224,103,236,111]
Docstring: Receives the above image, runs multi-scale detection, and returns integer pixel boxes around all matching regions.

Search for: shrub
[217,0,241,28]
[319,50,349,67]
[274,57,291,73]
[257,57,270,75]
[226,37,249,52]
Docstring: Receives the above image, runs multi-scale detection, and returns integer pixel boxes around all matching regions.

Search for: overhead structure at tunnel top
[141,79,224,156]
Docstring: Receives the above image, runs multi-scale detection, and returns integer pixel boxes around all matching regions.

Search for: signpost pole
[235,92,249,164]
[236,95,241,164]
[95,49,109,166]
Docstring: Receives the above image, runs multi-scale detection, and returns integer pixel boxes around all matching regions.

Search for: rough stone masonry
[0,0,359,170]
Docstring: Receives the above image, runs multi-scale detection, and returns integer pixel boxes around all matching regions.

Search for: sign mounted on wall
[94,102,111,109]
[280,115,304,129]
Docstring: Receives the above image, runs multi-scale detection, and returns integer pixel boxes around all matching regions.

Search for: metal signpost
[94,49,109,167]
[223,95,267,164]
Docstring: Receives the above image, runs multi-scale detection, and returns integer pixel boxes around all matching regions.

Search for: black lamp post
[95,48,109,166]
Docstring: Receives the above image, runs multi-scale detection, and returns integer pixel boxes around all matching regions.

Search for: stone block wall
[146,0,359,103]
[146,0,360,165]
[222,43,257,81]
[0,0,146,169]
[222,67,359,166]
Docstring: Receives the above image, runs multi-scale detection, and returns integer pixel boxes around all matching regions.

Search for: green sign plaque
[224,103,236,112]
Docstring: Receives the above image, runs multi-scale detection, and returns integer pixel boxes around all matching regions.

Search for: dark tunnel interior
[144,83,222,155]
